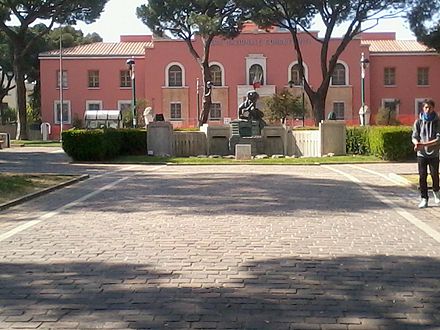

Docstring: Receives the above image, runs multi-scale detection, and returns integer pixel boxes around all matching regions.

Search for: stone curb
[0,174,89,211]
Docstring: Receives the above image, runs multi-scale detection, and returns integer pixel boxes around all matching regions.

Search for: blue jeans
[418,156,440,199]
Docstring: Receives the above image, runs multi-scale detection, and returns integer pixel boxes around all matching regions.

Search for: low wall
[173,131,207,157]
[0,124,42,140]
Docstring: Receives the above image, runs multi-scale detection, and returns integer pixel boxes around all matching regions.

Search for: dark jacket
[412,111,440,158]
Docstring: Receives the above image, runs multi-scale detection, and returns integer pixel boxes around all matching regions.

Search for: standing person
[412,99,440,208]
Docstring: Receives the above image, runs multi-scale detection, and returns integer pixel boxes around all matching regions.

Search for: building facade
[39,23,440,139]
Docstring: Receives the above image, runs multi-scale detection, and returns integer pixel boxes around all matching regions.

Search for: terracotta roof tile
[362,39,433,53]
[40,42,153,57]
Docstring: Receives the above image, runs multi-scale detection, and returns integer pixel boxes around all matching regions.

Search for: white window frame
[288,61,309,86]
[165,62,185,87]
[170,102,182,120]
[209,103,222,120]
[54,100,71,124]
[86,100,103,111]
[381,98,400,116]
[56,70,68,89]
[209,62,225,86]
[245,54,266,85]
[417,67,429,86]
[88,70,100,88]
[331,61,349,86]
[332,101,345,120]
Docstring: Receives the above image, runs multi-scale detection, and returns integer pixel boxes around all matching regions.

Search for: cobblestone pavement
[0,148,440,329]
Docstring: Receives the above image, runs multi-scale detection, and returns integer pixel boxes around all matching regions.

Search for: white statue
[143,107,154,127]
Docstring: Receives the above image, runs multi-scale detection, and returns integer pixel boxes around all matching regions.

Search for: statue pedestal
[147,121,174,156]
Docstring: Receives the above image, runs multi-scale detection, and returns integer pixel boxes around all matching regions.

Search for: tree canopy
[0,0,108,139]
[237,0,408,125]
[407,0,440,51]
[137,0,246,125]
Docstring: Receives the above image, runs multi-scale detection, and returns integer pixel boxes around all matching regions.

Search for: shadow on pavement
[0,255,439,329]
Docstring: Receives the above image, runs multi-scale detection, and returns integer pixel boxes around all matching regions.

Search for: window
[249,64,264,86]
[331,63,346,86]
[210,65,222,86]
[54,100,71,124]
[170,103,182,120]
[333,102,345,119]
[168,65,183,87]
[415,98,425,116]
[88,70,100,88]
[56,70,68,88]
[417,67,429,86]
[384,67,396,86]
[120,70,131,88]
[382,98,399,115]
[290,64,302,86]
[210,103,221,120]
[86,100,102,111]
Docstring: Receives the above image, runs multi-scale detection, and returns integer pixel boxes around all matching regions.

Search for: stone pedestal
[200,124,231,155]
[147,121,174,156]
[230,136,264,156]
[235,144,252,160]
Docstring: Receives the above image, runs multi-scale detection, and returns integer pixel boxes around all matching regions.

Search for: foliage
[137,0,246,126]
[62,128,147,161]
[263,89,303,124]
[375,107,401,126]
[72,114,84,129]
[237,0,408,125]
[26,104,40,124]
[346,126,370,155]
[0,107,16,124]
[407,0,440,51]
[368,126,414,160]
[0,0,108,139]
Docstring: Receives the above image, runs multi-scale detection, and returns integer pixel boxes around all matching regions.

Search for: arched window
[331,63,346,86]
[290,64,302,86]
[249,64,264,86]
[168,65,183,87]
[210,64,222,86]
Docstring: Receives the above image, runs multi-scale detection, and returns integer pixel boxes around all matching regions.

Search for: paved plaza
[0,148,440,329]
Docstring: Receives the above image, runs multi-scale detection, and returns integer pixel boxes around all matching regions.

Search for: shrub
[346,126,370,155]
[62,129,122,161]
[117,128,147,155]
[368,126,413,160]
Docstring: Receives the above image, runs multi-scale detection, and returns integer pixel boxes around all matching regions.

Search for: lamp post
[59,26,64,141]
[126,58,136,128]
[360,52,370,126]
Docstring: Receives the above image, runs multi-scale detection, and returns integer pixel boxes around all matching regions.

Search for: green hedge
[346,126,414,161]
[368,126,413,161]
[62,128,147,161]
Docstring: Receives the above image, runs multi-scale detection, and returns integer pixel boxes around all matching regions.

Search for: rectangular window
[88,70,100,88]
[86,100,102,111]
[56,70,68,88]
[382,98,399,115]
[415,98,425,117]
[54,100,71,124]
[384,67,396,86]
[120,70,131,88]
[170,103,182,120]
[332,102,345,120]
[417,67,429,86]
[209,103,222,120]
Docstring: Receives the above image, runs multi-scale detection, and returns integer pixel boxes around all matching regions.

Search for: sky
[75,0,416,43]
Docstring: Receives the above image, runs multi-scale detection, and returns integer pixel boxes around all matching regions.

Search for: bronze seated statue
[238,90,267,131]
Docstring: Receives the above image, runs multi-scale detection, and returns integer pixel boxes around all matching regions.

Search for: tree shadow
[1,255,439,329]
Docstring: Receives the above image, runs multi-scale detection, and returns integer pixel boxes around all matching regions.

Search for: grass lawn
[12,140,61,147]
[0,173,74,204]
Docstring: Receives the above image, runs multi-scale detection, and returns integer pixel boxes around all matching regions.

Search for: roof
[362,39,434,54]
[39,41,153,58]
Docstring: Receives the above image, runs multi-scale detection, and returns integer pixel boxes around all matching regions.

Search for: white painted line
[345,164,410,187]
[0,165,166,242]
[324,165,440,244]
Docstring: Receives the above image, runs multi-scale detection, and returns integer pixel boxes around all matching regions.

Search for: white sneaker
[433,191,440,204]
[418,198,428,208]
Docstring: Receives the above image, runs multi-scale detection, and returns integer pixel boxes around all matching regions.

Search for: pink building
[39,24,440,139]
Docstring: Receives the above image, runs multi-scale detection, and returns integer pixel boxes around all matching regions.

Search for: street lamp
[59,26,64,141]
[126,58,136,128]
[360,52,370,126]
